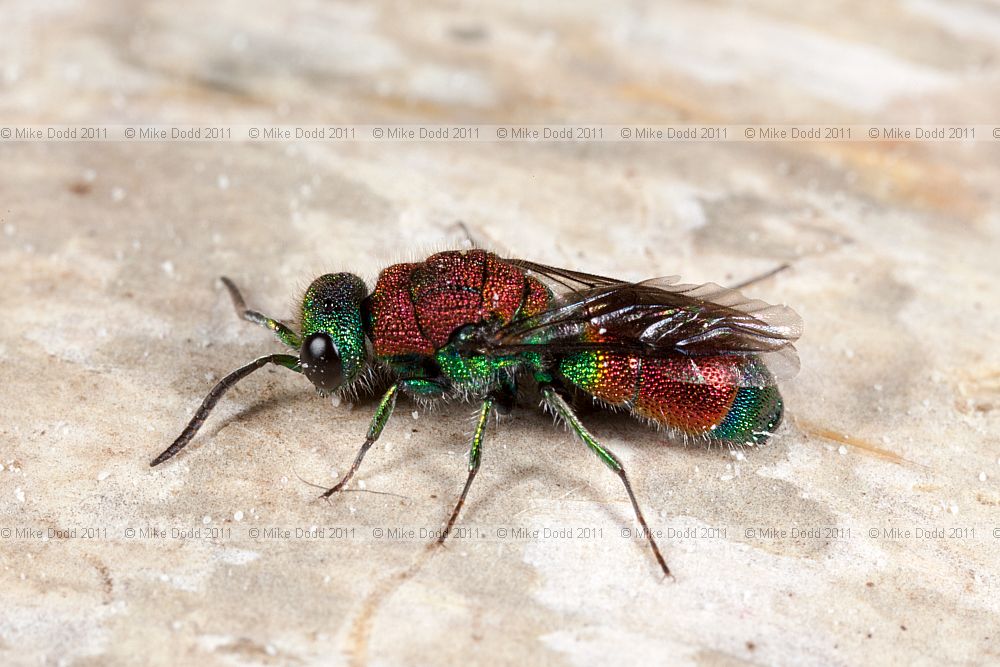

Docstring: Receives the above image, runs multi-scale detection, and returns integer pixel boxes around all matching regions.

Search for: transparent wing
[462,260,802,385]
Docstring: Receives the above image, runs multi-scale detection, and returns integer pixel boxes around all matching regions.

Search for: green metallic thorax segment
[434,346,543,393]
[380,340,544,396]
[300,273,368,384]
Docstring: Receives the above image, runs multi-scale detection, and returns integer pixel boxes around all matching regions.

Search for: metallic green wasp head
[299,273,369,393]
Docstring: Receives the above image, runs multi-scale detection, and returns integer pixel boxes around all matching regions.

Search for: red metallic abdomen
[367,250,550,358]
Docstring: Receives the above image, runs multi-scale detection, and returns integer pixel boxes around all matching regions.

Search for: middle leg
[437,397,495,544]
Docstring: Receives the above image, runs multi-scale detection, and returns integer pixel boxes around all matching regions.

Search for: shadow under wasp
[151,249,801,578]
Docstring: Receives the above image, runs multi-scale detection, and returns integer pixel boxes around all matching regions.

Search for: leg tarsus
[321,436,376,499]
[321,378,450,498]
[541,386,672,579]
[436,467,480,549]
[437,398,494,545]
[320,383,401,498]
[613,464,674,581]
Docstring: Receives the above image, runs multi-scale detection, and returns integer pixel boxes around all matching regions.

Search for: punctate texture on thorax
[365,249,551,359]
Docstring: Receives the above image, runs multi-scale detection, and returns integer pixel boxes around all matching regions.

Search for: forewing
[504,259,629,292]
[470,260,802,385]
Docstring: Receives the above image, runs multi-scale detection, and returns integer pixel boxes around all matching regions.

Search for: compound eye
[300,333,343,391]
[305,334,333,363]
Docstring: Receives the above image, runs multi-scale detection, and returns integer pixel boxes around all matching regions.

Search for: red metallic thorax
[367,250,550,358]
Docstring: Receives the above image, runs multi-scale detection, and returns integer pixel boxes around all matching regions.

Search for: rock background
[1,1,999,665]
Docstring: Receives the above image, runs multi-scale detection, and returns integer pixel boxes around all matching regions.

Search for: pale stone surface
[2,2,999,666]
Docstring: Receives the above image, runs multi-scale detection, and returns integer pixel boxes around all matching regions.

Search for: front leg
[320,378,449,498]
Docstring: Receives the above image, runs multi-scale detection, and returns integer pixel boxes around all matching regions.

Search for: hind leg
[541,385,672,579]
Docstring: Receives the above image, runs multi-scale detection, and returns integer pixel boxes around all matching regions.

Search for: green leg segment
[437,398,494,544]
[321,382,400,498]
[222,276,301,349]
[320,378,449,498]
[541,386,672,579]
